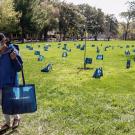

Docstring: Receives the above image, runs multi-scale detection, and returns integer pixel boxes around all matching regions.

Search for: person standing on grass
[0,33,23,133]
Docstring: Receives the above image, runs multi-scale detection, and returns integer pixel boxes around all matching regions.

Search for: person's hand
[10,51,17,60]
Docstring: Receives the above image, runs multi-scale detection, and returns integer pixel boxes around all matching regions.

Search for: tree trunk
[63,34,66,41]
[81,37,84,41]
[107,36,110,41]
[81,33,84,41]
[125,31,128,40]
[38,32,42,41]
[59,32,62,42]
[76,35,79,40]
[44,28,48,41]
[125,22,130,40]
[94,35,98,41]
[10,33,13,40]
[63,32,66,41]
[21,26,26,43]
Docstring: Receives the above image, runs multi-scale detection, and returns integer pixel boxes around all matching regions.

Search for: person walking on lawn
[0,33,23,134]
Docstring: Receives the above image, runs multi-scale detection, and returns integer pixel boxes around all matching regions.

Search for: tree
[129,1,135,20]
[0,0,19,34]
[104,14,118,41]
[120,1,135,40]
[32,0,59,41]
[14,0,37,42]
[92,8,105,41]
[120,11,133,40]
[59,2,85,41]
[79,4,105,41]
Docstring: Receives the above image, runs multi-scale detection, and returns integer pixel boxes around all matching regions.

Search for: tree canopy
[0,0,134,41]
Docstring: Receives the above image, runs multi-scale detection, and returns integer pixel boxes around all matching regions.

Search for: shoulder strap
[21,68,25,85]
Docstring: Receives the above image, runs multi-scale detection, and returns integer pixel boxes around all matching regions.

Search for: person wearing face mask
[0,33,23,133]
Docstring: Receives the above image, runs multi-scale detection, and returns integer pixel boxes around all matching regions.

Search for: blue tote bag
[2,70,37,115]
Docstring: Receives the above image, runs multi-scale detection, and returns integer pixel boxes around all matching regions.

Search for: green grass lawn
[1,40,135,135]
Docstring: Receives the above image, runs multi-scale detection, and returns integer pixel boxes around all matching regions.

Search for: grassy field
[1,40,135,135]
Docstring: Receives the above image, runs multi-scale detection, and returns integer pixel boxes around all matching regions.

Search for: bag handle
[21,67,26,85]
[8,46,25,85]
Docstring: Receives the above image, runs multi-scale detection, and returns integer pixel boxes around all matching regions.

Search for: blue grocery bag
[62,52,68,57]
[2,70,37,115]
[38,55,45,61]
[85,58,92,64]
[34,51,40,55]
[93,68,103,78]
[126,60,131,69]
[96,55,104,60]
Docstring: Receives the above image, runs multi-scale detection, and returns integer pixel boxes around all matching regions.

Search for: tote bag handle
[21,67,26,85]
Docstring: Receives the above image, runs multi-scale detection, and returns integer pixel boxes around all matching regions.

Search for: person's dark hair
[0,33,11,46]
[0,33,6,42]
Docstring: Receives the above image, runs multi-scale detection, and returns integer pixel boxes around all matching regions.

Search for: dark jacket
[0,44,23,89]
